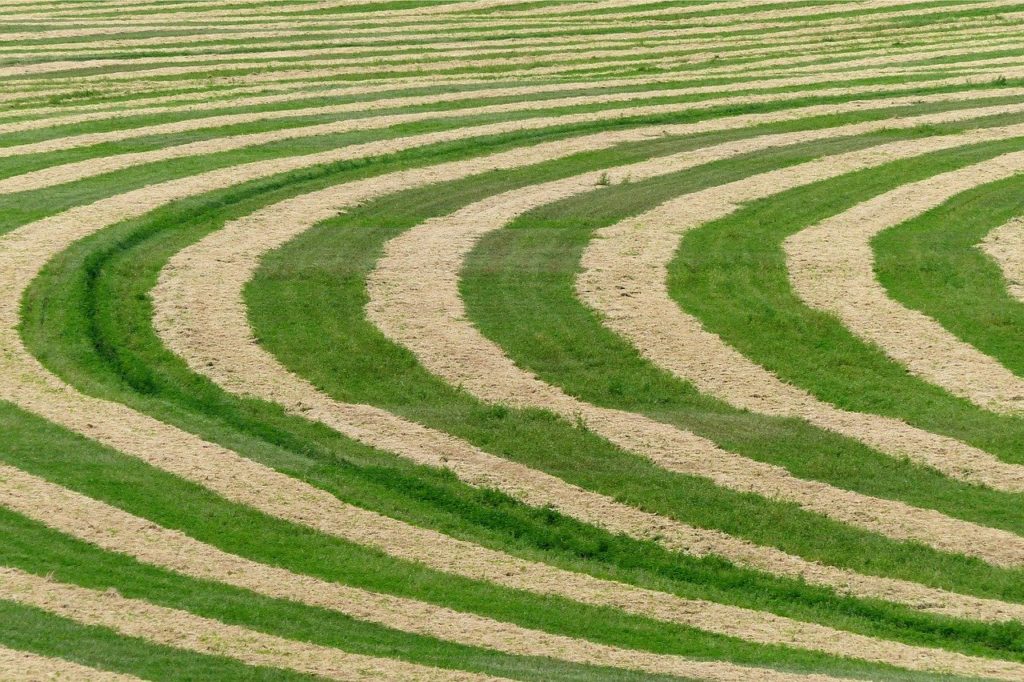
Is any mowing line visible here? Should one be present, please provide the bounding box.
[0,645,142,681]
[4,89,1024,677]
[14,0,1020,31]
[10,68,1023,156]
[577,156,1024,492]
[10,31,1024,90]
[0,462,976,679]
[4,55,1014,117]
[5,17,1014,81]
[9,85,1024,198]
[2,48,1009,107]
[11,1,1024,675]
[786,151,1024,414]
[7,17,1015,64]
[3,66,999,136]
[365,119,1024,566]
[0,567,503,682]
[8,93,1010,673]
[156,102,1024,617]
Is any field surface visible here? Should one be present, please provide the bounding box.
[6,1,1024,680]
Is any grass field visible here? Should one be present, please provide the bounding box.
[6,1,1024,679]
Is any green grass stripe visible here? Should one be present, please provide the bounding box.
[0,65,991,124]
[11,34,1017,90]
[3,74,971,149]
[1,91,982,227]
[455,112,1024,523]
[666,129,1024,468]
[0,515,687,682]
[4,69,1009,149]
[18,103,1024,660]
[0,11,1010,54]
[0,598,310,681]
[3,19,1006,74]
[12,90,1019,561]
[875,172,1024,377]
[8,88,1005,279]
[242,108,1024,597]
[5,19,1005,64]
[10,4,1024,678]
[29,0,1016,28]
[0,402,951,681]
[5,62,1007,115]
[10,21,1015,84]
[3,81,1021,196]
[3,93,1014,198]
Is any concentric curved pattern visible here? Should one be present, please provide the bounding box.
[577,140,1024,490]
[152,109,1024,621]
[364,120,1024,564]
[0,568,505,682]
[10,463,1017,680]
[9,1,1024,680]
[1,467,875,682]
[786,152,1024,414]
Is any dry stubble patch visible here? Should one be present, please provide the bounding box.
[0,645,142,681]
[578,146,1024,493]
[365,119,1024,567]
[153,103,1024,623]
[0,567,502,682]
[980,217,1024,302]
[786,150,1024,415]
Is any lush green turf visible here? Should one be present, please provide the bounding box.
[875,172,1024,376]
[0,599,315,681]
[667,137,1024,465]
[2,402,975,681]
[9,2,1024,677]
[15,102,1024,668]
